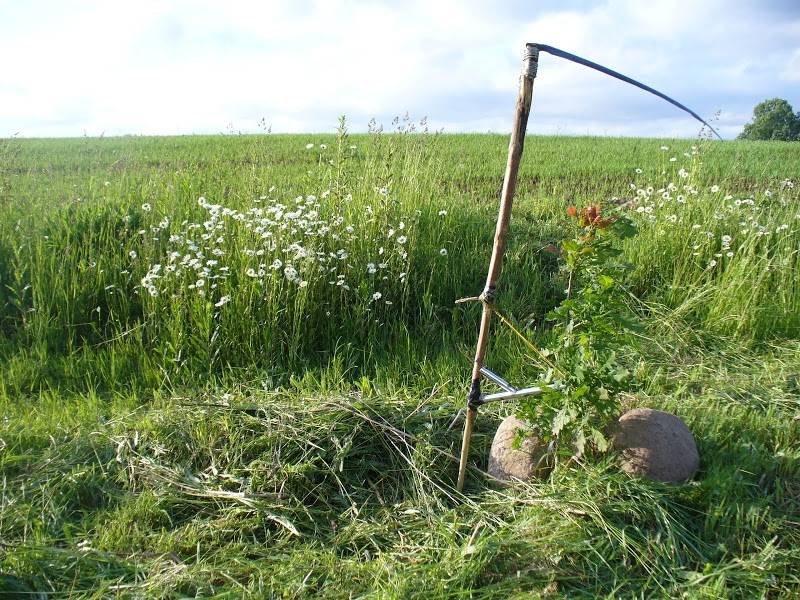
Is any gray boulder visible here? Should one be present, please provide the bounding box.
[488,415,553,483]
[611,408,699,483]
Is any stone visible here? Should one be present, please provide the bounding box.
[610,408,699,483]
[488,415,553,483]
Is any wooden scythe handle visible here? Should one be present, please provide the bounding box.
[456,44,538,492]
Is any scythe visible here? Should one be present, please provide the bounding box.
[456,43,720,491]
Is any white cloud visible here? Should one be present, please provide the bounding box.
[1,0,798,137]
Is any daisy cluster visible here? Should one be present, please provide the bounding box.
[135,184,449,312]
[619,145,798,271]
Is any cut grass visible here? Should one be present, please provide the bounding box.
[2,337,798,597]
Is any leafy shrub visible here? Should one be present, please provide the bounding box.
[517,204,639,458]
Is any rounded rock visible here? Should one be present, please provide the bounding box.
[488,415,553,483]
[611,408,699,483]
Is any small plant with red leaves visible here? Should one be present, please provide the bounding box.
[517,203,639,460]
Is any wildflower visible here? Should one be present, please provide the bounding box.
[711,185,720,193]
[397,235,407,244]
[726,251,734,257]
[195,279,205,287]
[660,145,669,151]
[372,292,382,301]
[678,168,689,178]
[299,280,308,288]
[438,210,448,216]
[319,144,327,150]
[765,190,773,197]
[708,259,717,268]
[305,143,314,149]
[378,187,389,196]
[214,295,231,307]
[129,250,137,259]
[440,248,448,256]
[142,203,152,212]
[635,168,643,174]
[367,263,377,274]
[669,157,677,162]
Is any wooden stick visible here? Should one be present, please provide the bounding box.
[456,44,538,492]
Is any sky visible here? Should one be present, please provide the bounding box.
[1,0,799,139]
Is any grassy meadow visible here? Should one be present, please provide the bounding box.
[1,123,799,598]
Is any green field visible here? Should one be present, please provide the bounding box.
[1,125,799,598]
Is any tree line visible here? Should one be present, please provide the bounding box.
[738,98,799,141]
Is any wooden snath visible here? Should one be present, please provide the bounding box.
[456,44,539,491]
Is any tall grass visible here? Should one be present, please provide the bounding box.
[622,144,800,339]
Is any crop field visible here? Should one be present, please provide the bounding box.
[1,124,799,598]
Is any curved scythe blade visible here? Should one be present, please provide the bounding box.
[533,43,723,140]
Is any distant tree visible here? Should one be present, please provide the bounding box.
[738,98,800,141]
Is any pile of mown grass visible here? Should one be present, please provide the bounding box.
[2,335,798,597]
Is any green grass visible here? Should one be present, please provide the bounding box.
[1,126,799,598]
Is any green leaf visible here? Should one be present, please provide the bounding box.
[552,408,573,436]
[561,239,579,253]
[613,367,630,382]
[598,274,614,289]
[591,428,609,452]
[574,430,586,457]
